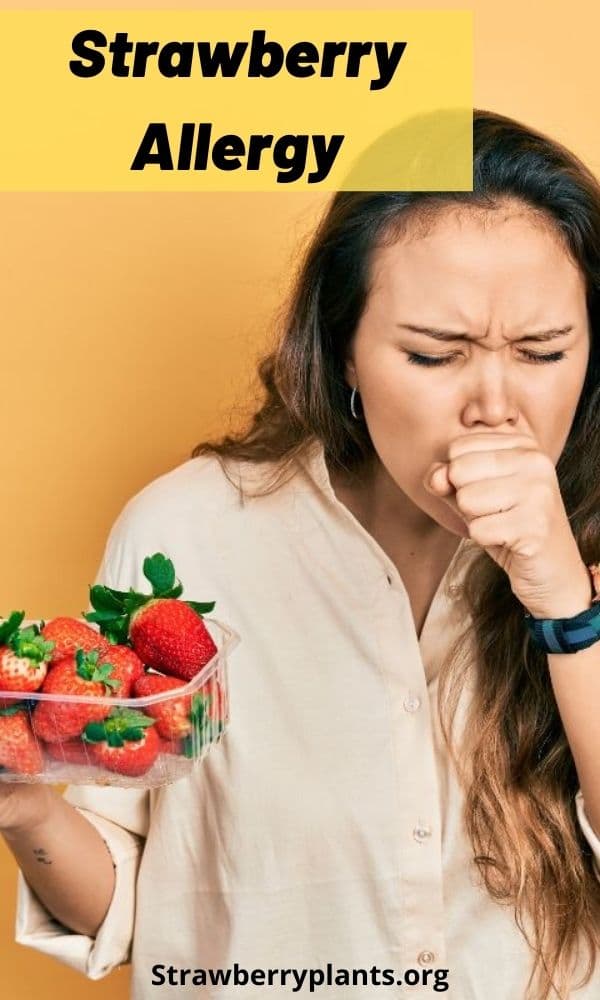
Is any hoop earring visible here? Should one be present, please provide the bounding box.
[350,386,361,420]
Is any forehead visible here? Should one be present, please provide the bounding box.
[367,203,586,322]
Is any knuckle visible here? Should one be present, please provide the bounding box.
[447,440,465,462]
[455,485,476,516]
[467,519,487,545]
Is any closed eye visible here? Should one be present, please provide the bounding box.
[405,350,567,367]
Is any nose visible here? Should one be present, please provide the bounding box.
[460,352,520,429]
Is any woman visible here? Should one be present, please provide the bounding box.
[3,109,600,1000]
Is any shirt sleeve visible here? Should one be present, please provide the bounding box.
[575,789,600,881]
[13,507,153,978]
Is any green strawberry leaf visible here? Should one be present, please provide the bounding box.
[190,693,207,722]
[84,611,130,645]
[158,584,184,600]
[185,600,216,616]
[121,727,145,741]
[75,648,91,673]
[84,708,155,746]
[0,611,26,646]
[76,649,116,688]
[105,623,130,645]
[0,700,29,717]
[107,731,125,748]
[83,611,107,626]
[83,608,122,624]
[82,721,107,743]
[181,734,195,758]
[11,629,55,663]
[143,553,179,597]
[107,707,155,728]
[90,663,121,692]
[88,585,127,613]
[123,593,150,616]
[9,624,55,663]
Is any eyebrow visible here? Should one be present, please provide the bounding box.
[396,323,574,343]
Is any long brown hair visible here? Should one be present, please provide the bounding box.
[192,109,600,998]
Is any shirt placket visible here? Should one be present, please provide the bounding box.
[375,564,448,978]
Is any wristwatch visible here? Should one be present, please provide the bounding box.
[524,563,600,654]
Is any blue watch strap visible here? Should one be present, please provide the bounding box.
[524,601,600,654]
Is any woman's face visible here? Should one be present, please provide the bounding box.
[344,203,591,538]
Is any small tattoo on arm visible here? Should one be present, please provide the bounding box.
[32,848,52,865]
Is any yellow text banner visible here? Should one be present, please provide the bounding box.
[0,9,473,190]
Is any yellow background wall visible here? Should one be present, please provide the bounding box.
[1,1,598,997]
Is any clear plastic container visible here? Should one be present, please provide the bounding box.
[0,617,239,788]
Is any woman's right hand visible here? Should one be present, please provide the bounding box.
[0,782,55,838]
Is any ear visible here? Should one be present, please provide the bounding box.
[344,356,357,387]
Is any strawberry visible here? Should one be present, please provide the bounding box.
[97,644,145,698]
[82,708,159,776]
[45,737,93,766]
[157,735,184,755]
[41,617,109,663]
[0,612,54,708]
[133,671,225,758]
[133,673,199,739]
[205,677,227,726]
[129,600,217,682]
[31,648,121,742]
[84,553,217,682]
[0,703,44,775]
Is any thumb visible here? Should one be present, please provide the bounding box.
[424,462,452,496]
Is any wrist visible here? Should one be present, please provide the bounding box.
[0,784,57,841]
[524,566,594,620]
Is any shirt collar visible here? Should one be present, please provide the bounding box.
[296,435,475,587]
[295,437,337,500]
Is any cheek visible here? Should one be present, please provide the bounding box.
[359,357,455,468]
[360,357,444,427]
[520,360,588,457]
[361,370,445,482]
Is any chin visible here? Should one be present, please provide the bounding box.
[423,497,470,539]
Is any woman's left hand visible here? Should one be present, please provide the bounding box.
[424,431,593,619]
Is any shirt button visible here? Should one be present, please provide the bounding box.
[403,692,421,713]
[418,950,435,966]
[413,823,432,843]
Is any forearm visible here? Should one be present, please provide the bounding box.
[528,568,600,839]
[547,642,600,839]
[2,786,116,938]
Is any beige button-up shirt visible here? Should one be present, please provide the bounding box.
[13,439,600,998]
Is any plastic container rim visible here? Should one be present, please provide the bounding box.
[0,616,240,707]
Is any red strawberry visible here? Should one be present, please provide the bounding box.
[84,553,217,683]
[133,673,197,739]
[0,703,44,775]
[0,613,54,708]
[32,649,121,742]
[135,672,226,758]
[97,644,145,698]
[45,737,93,766]
[157,735,184,755]
[204,677,227,726]
[129,600,217,682]
[82,708,159,776]
[41,617,109,663]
